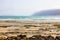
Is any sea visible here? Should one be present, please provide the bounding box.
[0,16,60,22]
[0,16,60,19]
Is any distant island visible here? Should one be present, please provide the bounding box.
[33,9,60,16]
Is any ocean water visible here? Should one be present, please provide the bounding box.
[0,16,60,19]
[0,16,60,22]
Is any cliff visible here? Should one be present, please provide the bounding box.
[33,9,60,16]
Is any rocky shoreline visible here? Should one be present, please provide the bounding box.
[0,21,60,40]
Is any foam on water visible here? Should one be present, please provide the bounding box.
[0,16,60,22]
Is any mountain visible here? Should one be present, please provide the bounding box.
[33,9,60,16]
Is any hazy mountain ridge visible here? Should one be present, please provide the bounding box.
[33,9,60,16]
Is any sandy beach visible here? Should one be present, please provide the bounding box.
[0,20,59,37]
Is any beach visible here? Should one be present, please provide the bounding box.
[0,18,59,40]
[0,19,60,37]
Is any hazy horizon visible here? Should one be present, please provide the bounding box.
[0,0,60,16]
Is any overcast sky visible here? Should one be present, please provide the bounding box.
[0,0,60,16]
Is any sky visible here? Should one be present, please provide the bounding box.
[0,0,60,16]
